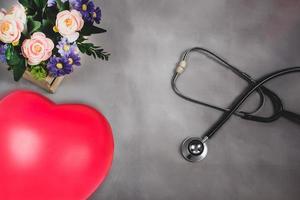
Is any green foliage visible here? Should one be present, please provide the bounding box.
[6,45,20,66]
[44,6,59,22]
[80,24,107,36]
[30,65,47,80]
[12,59,26,81]
[77,36,88,43]
[41,19,53,32]
[33,0,47,9]
[19,0,47,19]
[27,17,42,35]
[77,43,110,61]
[5,45,26,81]
[41,19,60,42]
[56,0,70,11]
[19,0,30,8]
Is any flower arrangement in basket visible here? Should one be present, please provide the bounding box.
[0,0,109,92]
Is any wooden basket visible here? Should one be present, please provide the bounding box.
[23,70,64,93]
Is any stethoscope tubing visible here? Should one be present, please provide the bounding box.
[204,66,300,139]
[172,47,299,124]
[180,47,266,116]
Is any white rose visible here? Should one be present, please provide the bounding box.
[0,15,24,44]
[55,10,84,42]
[7,3,26,25]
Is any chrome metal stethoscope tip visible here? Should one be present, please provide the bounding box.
[181,137,208,162]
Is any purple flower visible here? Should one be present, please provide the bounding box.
[65,51,81,66]
[47,0,56,7]
[48,0,69,7]
[72,0,95,24]
[47,56,73,77]
[0,42,8,63]
[92,6,102,24]
[57,37,78,56]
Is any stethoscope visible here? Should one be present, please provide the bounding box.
[172,47,300,162]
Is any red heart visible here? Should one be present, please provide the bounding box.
[0,90,114,200]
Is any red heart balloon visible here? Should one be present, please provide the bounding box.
[0,90,114,200]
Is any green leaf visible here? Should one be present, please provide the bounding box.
[56,0,70,11]
[77,36,87,43]
[63,1,70,10]
[80,24,107,36]
[41,19,54,33]
[27,17,42,34]
[40,19,60,45]
[56,0,63,10]
[19,0,30,8]
[26,8,38,17]
[19,0,38,15]
[77,43,110,61]
[33,0,47,9]
[5,45,21,66]
[5,45,12,61]
[30,65,47,80]
[5,45,26,81]
[13,59,26,81]
[44,5,59,21]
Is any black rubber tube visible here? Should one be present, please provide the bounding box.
[204,67,300,139]
[172,47,298,123]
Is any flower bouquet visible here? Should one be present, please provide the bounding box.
[0,0,109,93]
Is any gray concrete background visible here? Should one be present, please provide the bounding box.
[0,0,300,199]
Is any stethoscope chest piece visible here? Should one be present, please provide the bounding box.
[181,137,208,162]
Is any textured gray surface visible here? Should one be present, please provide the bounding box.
[1,0,300,199]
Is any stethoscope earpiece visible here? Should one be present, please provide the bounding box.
[181,137,208,162]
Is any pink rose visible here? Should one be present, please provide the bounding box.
[22,32,54,65]
[7,3,26,25]
[0,14,24,44]
[56,10,84,42]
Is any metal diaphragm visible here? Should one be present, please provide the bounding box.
[181,137,208,162]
